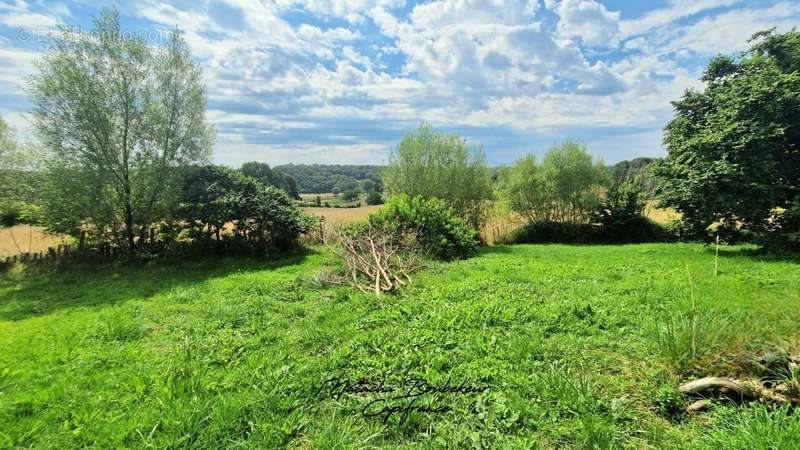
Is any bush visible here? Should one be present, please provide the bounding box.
[365,191,383,205]
[178,165,310,252]
[759,197,800,252]
[367,195,478,260]
[236,186,311,251]
[513,219,668,245]
[0,200,42,227]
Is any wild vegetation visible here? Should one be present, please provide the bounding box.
[1,244,798,448]
[1,9,799,449]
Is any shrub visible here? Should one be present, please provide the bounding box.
[384,123,493,229]
[178,165,310,252]
[365,191,383,205]
[367,195,478,260]
[513,219,667,245]
[0,200,42,227]
[593,180,668,243]
[759,197,800,252]
[235,186,311,251]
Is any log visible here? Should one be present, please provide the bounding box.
[679,376,795,405]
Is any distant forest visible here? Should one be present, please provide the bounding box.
[270,160,656,194]
[274,164,384,194]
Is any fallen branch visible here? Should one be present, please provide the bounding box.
[319,223,422,296]
[679,376,798,410]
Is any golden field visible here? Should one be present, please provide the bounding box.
[0,225,71,258]
[0,203,679,258]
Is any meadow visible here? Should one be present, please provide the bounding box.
[1,243,798,448]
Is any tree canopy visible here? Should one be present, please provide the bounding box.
[653,29,800,240]
[30,10,214,249]
[384,123,493,229]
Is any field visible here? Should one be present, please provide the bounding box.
[1,244,799,448]
[0,225,70,258]
[302,205,385,224]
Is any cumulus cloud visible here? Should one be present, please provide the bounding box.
[0,0,796,163]
[545,0,621,47]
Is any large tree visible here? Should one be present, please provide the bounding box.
[30,10,214,250]
[384,123,493,229]
[653,29,800,240]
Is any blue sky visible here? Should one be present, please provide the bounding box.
[1,0,798,166]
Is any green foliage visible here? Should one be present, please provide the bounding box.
[367,195,478,260]
[653,29,800,243]
[235,185,311,251]
[0,117,45,206]
[0,200,42,227]
[178,165,249,242]
[178,165,310,251]
[365,191,384,205]
[273,164,383,194]
[384,123,493,229]
[1,244,798,447]
[240,162,300,199]
[340,187,361,202]
[30,10,213,250]
[760,196,800,252]
[502,140,605,225]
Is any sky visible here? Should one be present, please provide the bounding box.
[1,0,799,166]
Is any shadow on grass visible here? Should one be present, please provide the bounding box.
[705,245,800,264]
[0,248,316,321]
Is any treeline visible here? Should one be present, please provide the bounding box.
[274,164,383,193]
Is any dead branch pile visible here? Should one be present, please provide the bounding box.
[679,354,800,413]
[319,223,422,296]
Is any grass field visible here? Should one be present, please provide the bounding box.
[1,244,799,448]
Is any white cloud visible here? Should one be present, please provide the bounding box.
[546,0,621,47]
[620,0,741,38]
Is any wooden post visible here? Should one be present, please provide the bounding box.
[714,235,720,277]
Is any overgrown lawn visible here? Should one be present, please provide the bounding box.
[1,244,798,448]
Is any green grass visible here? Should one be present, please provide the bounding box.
[1,244,799,448]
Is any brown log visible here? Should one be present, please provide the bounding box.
[679,376,795,404]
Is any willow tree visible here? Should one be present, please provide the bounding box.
[30,10,214,250]
[384,123,493,230]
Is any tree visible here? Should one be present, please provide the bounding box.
[365,191,383,205]
[240,161,300,199]
[384,123,493,230]
[503,140,605,224]
[178,165,248,243]
[0,117,45,226]
[30,10,214,250]
[653,29,800,241]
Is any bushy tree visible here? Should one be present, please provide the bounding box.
[30,10,214,250]
[178,166,249,243]
[235,186,310,250]
[653,29,800,241]
[503,140,605,224]
[179,165,309,250]
[384,123,493,230]
[365,191,384,205]
[367,195,478,260]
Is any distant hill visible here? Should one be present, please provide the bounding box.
[274,164,384,193]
